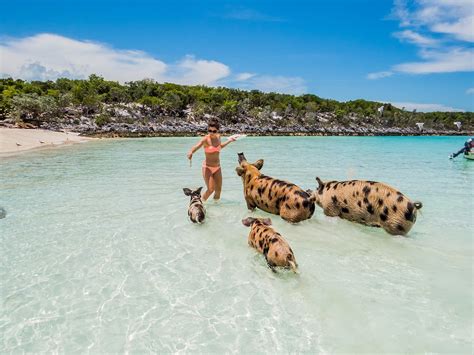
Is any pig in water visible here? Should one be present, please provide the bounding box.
[183,187,205,224]
[236,152,315,223]
[309,177,422,236]
[242,217,298,272]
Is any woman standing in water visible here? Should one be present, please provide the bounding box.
[187,119,236,201]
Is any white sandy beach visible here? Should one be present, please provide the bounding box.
[0,128,94,155]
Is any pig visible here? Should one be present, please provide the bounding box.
[242,217,298,273]
[183,187,205,223]
[235,152,315,223]
[309,177,422,236]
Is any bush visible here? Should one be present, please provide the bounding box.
[95,112,111,126]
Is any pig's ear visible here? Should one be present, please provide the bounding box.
[195,187,203,195]
[262,218,272,226]
[236,166,245,176]
[183,188,192,196]
[252,159,264,170]
[242,217,256,227]
[316,177,324,189]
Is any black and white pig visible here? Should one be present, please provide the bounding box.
[183,187,205,224]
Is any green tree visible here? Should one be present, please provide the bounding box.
[10,94,60,123]
[219,100,238,122]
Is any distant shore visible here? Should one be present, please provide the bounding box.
[11,118,467,138]
[0,128,94,155]
[1,126,471,156]
[84,129,472,138]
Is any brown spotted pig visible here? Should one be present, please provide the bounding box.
[236,152,315,223]
[309,177,422,235]
[183,187,205,224]
[242,217,298,272]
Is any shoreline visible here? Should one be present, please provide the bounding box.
[0,128,94,156]
[83,129,472,138]
[85,131,472,138]
[1,127,471,156]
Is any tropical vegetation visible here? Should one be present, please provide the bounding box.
[0,75,471,132]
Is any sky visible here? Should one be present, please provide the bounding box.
[0,0,473,112]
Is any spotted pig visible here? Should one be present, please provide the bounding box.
[183,187,205,224]
[309,177,422,236]
[236,153,315,223]
[242,217,298,272]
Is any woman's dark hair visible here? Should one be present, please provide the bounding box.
[208,118,220,130]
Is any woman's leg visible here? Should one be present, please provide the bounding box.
[213,169,223,200]
[202,166,215,201]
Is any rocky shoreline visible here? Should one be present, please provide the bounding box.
[1,120,470,137]
[1,105,471,137]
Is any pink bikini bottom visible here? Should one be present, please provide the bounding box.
[202,161,221,175]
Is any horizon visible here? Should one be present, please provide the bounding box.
[1,0,473,112]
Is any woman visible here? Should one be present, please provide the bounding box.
[187,119,236,201]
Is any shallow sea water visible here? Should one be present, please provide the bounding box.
[1,136,473,353]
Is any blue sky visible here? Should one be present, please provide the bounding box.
[1,0,473,111]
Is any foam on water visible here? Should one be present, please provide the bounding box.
[1,136,472,353]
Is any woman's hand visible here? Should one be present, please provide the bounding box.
[187,138,204,158]
[221,136,237,149]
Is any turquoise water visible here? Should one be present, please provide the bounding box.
[1,136,472,353]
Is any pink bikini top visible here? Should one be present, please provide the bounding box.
[204,136,221,153]
[205,145,221,153]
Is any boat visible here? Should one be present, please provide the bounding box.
[464,151,474,160]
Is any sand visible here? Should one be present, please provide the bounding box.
[0,128,94,155]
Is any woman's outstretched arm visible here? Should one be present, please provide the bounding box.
[187,138,205,160]
[220,136,236,149]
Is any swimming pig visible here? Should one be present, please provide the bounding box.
[242,217,298,273]
[236,152,315,223]
[309,177,422,235]
[183,187,205,224]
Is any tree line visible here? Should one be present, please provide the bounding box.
[0,75,471,129]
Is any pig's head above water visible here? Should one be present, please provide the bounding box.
[236,152,264,178]
[235,152,315,223]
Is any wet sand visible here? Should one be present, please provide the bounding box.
[0,128,94,155]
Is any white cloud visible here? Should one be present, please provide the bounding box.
[232,74,307,95]
[466,88,474,94]
[235,72,256,81]
[370,0,474,78]
[393,47,474,73]
[0,33,230,85]
[393,30,439,46]
[391,0,412,26]
[0,34,168,82]
[0,33,308,96]
[163,55,230,85]
[413,1,474,42]
[432,15,474,42]
[395,0,474,42]
[17,62,81,81]
[389,101,464,112]
[367,71,394,80]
